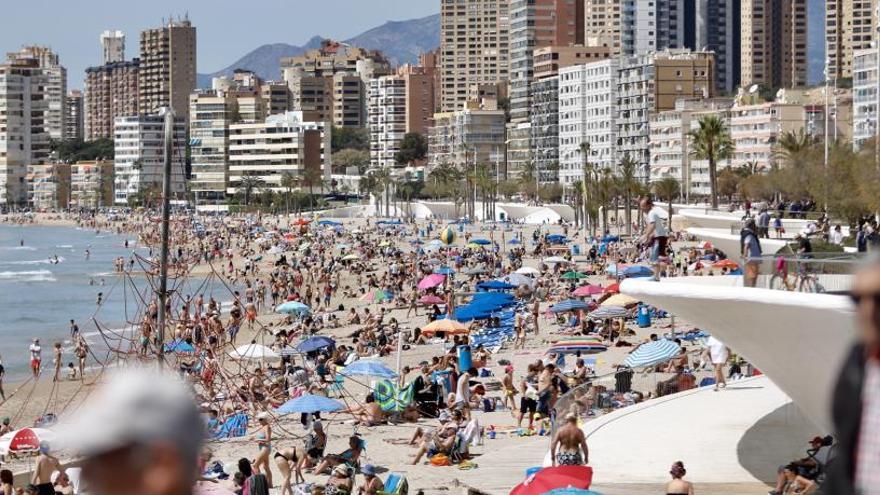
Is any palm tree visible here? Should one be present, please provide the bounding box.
[280,172,298,215]
[618,154,639,236]
[238,172,265,207]
[653,177,680,222]
[302,166,324,210]
[518,160,539,203]
[689,115,735,210]
[579,142,592,231]
[774,129,814,167]
[594,168,614,233]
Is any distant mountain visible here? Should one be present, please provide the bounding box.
[197,14,440,88]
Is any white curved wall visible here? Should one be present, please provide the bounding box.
[620,278,857,432]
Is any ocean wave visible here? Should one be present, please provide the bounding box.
[0,256,65,266]
[0,246,37,251]
[55,244,74,249]
[0,269,56,282]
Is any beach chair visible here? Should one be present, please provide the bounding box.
[379,473,408,495]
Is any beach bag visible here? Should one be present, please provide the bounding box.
[429,454,451,466]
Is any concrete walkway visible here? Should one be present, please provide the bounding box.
[580,376,816,491]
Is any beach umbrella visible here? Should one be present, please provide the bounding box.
[293,218,311,226]
[713,259,739,270]
[335,243,351,249]
[360,290,390,303]
[164,339,195,354]
[551,299,590,313]
[476,280,516,291]
[318,220,342,226]
[422,319,469,335]
[544,256,569,264]
[588,305,628,319]
[601,294,639,307]
[418,274,446,290]
[275,394,345,414]
[623,339,681,368]
[623,265,654,278]
[419,295,445,305]
[276,301,311,315]
[546,234,568,244]
[466,242,482,249]
[702,241,714,249]
[560,271,587,280]
[434,266,455,275]
[603,283,620,294]
[0,428,57,455]
[342,360,398,379]
[515,266,541,276]
[231,344,280,361]
[510,466,594,495]
[470,239,492,245]
[507,238,522,245]
[500,273,535,288]
[602,235,620,243]
[572,285,603,297]
[298,243,311,252]
[604,264,627,276]
[379,240,391,247]
[548,337,607,355]
[295,336,336,353]
[341,254,359,261]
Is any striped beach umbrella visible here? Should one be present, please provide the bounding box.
[588,305,628,319]
[623,339,682,368]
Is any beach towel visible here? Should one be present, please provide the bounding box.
[213,413,248,439]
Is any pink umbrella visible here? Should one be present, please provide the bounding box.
[572,285,603,297]
[418,274,446,290]
[419,295,445,305]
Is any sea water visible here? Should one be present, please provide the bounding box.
[0,224,235,379]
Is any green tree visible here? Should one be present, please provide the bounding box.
[238,172,265,207]
[717,169,741,203]
[331,126,369,152]
[653,177,680,223]
[618,154,639,236]
[302,166,324,209]
[689,115,735,209]
[280,172,299,215]
[331,149,370,174]
[395,132,428,166]
[52,138,114,163]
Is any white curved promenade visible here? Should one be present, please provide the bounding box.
[620,278,856,432]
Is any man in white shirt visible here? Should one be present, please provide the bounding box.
[830,225,844,246]
[705,336,729,391]
[638,197,669,280]
[455,367,476,419]
[29,338,42,379]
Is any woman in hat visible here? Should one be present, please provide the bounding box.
[251,412,273,488]
[358,465,383,495]
[324,465,353,495]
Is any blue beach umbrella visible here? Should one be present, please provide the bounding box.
[276,301,311,315]
[476,280,516,291]
[434,266,456,275]
[295,336,336,353]
[275,394,345,414]
[470,238,492,245]
[318,220,342,226]
[508,238,521,245]
[341,360,398,379]
[623,265,654,278]
[551,299,590,313]
[623,339,681,368]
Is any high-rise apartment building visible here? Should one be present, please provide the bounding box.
[533,45,611,80]
[113,115,187,205]
[509,0,584,122]
[428,109,507,171]
[617,50,715,179]
[7,46,67,140]
[530,75,560,182]
[65,90,84,141]
[853,47,878,150]
[189,91,236,205]
[281,40,390,127]
[558,59,619,186]
[84,60,140,140]
[827,0,879,79]
[27,163,70,210]
[69,160,114,208]
[584,0,622,54]
[101,30,126,64]
[439,0,511,112]
[622,0,741,93]
[139,17,197,119]
[368,76,407,169]
[0,58,50,206]
[740,0,807,89]
[227,112,330,195]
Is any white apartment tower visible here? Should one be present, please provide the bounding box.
[6,46,67,141]
[558,59,619,186]
[101,30,126,64]
[113,115,187,205]
[0,59,50,207]
[368,76,407,169]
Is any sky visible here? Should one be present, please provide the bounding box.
[0,0,439,89]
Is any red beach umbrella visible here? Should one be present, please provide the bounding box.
[509,466,593,495]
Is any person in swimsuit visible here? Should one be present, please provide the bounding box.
[313,436,362,475]
[298,420,327,474]
[551,413,588,467]
[501,365,518,412]
[31,442,64,495]
[324,465,353,495]
[273,446,301,495]
[252,412,273,488]
[665,461,694,495]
